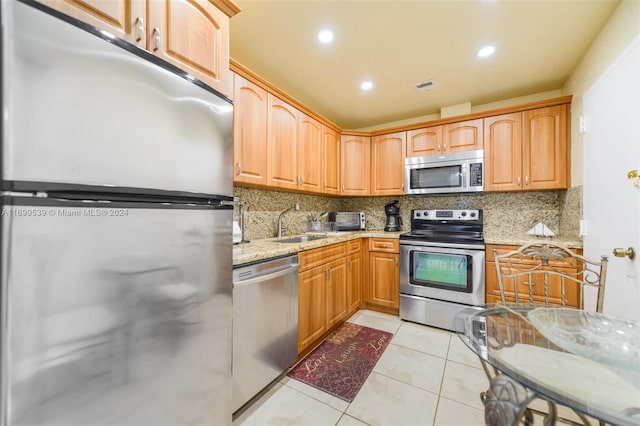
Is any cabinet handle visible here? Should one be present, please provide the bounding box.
[236,162,241,175]
[349,260,352,268]
[135,16,144,42]
[342,184,345,193]
[443,143,447,151]
[300,176,304,186]
[402,183,405,191]
[525,176,529,186]
[437,144,441,152]
[152,27,161,51]
[517,176,521,186]
[396,258,399,267]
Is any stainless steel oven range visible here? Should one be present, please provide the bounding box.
[399,209,485,331]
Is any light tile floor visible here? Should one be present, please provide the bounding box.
[233,310,486,426]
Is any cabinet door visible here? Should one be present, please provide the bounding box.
[233,74,267,185]
[267,95,299,190]
[298,266,327,353]
[406,126,442,157]
[486,244,579,308]
[340,135,370,196]
[368,252,399,309]
[298,113,323,193]
[347,252,363,313]
[484,113,523,192]
[322,126,341,195]
[443,118,483,153]
[371,132,406,196]
[148,0,230,97]
[326,259,348,329]
[523,105,568,190]
[37,0,146,48]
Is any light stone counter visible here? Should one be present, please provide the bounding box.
[233,231,583,266]
[233,231,403,266]
[484,232,583,249]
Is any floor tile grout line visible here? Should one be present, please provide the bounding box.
[282,382,348,415]
[369,369,442,398]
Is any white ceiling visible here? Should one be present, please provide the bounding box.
[230,0,619,130]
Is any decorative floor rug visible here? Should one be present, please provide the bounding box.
[288,322,393,402]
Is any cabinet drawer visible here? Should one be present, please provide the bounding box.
[346,239,362,254]
[487,244,582,269]
[299,242,347,272]
[368,238,399,253]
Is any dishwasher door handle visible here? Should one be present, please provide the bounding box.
[234,264,299,287]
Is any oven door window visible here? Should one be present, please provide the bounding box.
[410,251,473,293]
[410,165,462,190]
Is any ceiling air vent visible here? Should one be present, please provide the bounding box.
[415,80,437,92]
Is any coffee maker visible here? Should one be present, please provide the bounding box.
[384,200,402,232]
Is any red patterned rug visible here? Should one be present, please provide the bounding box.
[288,322,393,402]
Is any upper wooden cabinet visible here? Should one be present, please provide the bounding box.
[484,105,568,192]
[37,0,146,47]
[443,118,484,153]
[407,126,442,157]
[523,105,568,190]
[233,74,267,186]
[341,135,370,196]
[39,0,238,98]
[322,126,341,195]
[406,118,482,157]
[371,132,406,196]
[298,113,323,193]
[484,112,523,192]
[148,0,232,97]
[267,95,299,190]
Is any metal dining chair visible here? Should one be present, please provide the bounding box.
[481,242,608,426]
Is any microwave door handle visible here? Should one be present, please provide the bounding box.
[462,164,469,190]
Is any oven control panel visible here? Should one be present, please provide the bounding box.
[412,209,481,221]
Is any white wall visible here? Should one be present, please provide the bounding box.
[562,0,640,187]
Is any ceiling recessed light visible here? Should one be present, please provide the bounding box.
[317,30,334,44]
[477,45,496,58]
[360,81,373,91]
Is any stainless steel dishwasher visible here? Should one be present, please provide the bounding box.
[232,255,299,412]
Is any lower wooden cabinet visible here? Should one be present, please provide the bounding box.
[298,265,328,352]
[346,240,363,313]
[366,238,400,313]
[298,243,349,353]
[485,244,581,307]
[298,242,363,355]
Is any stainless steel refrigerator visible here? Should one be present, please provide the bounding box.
[1,1,233,424]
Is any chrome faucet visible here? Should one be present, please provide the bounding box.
[277,203,300,237]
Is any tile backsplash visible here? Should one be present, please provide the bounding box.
[233,186,583,242]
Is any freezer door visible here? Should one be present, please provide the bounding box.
[0,200,232,425]
[1,1,233,197]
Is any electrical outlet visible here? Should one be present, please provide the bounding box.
[579,116,586,134]
[579,220,587,237]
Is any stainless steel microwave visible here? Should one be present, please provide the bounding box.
[404,150,484,195]
[328,212,366,230]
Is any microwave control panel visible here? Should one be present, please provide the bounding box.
[469,162,483,187]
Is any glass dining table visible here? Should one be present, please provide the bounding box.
[454,304,640,426]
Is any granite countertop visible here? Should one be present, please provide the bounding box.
[484,231,583,249]
[233,231,402,266]
[233,230,583,266]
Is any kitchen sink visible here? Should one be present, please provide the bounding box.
[276,235,327,243]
